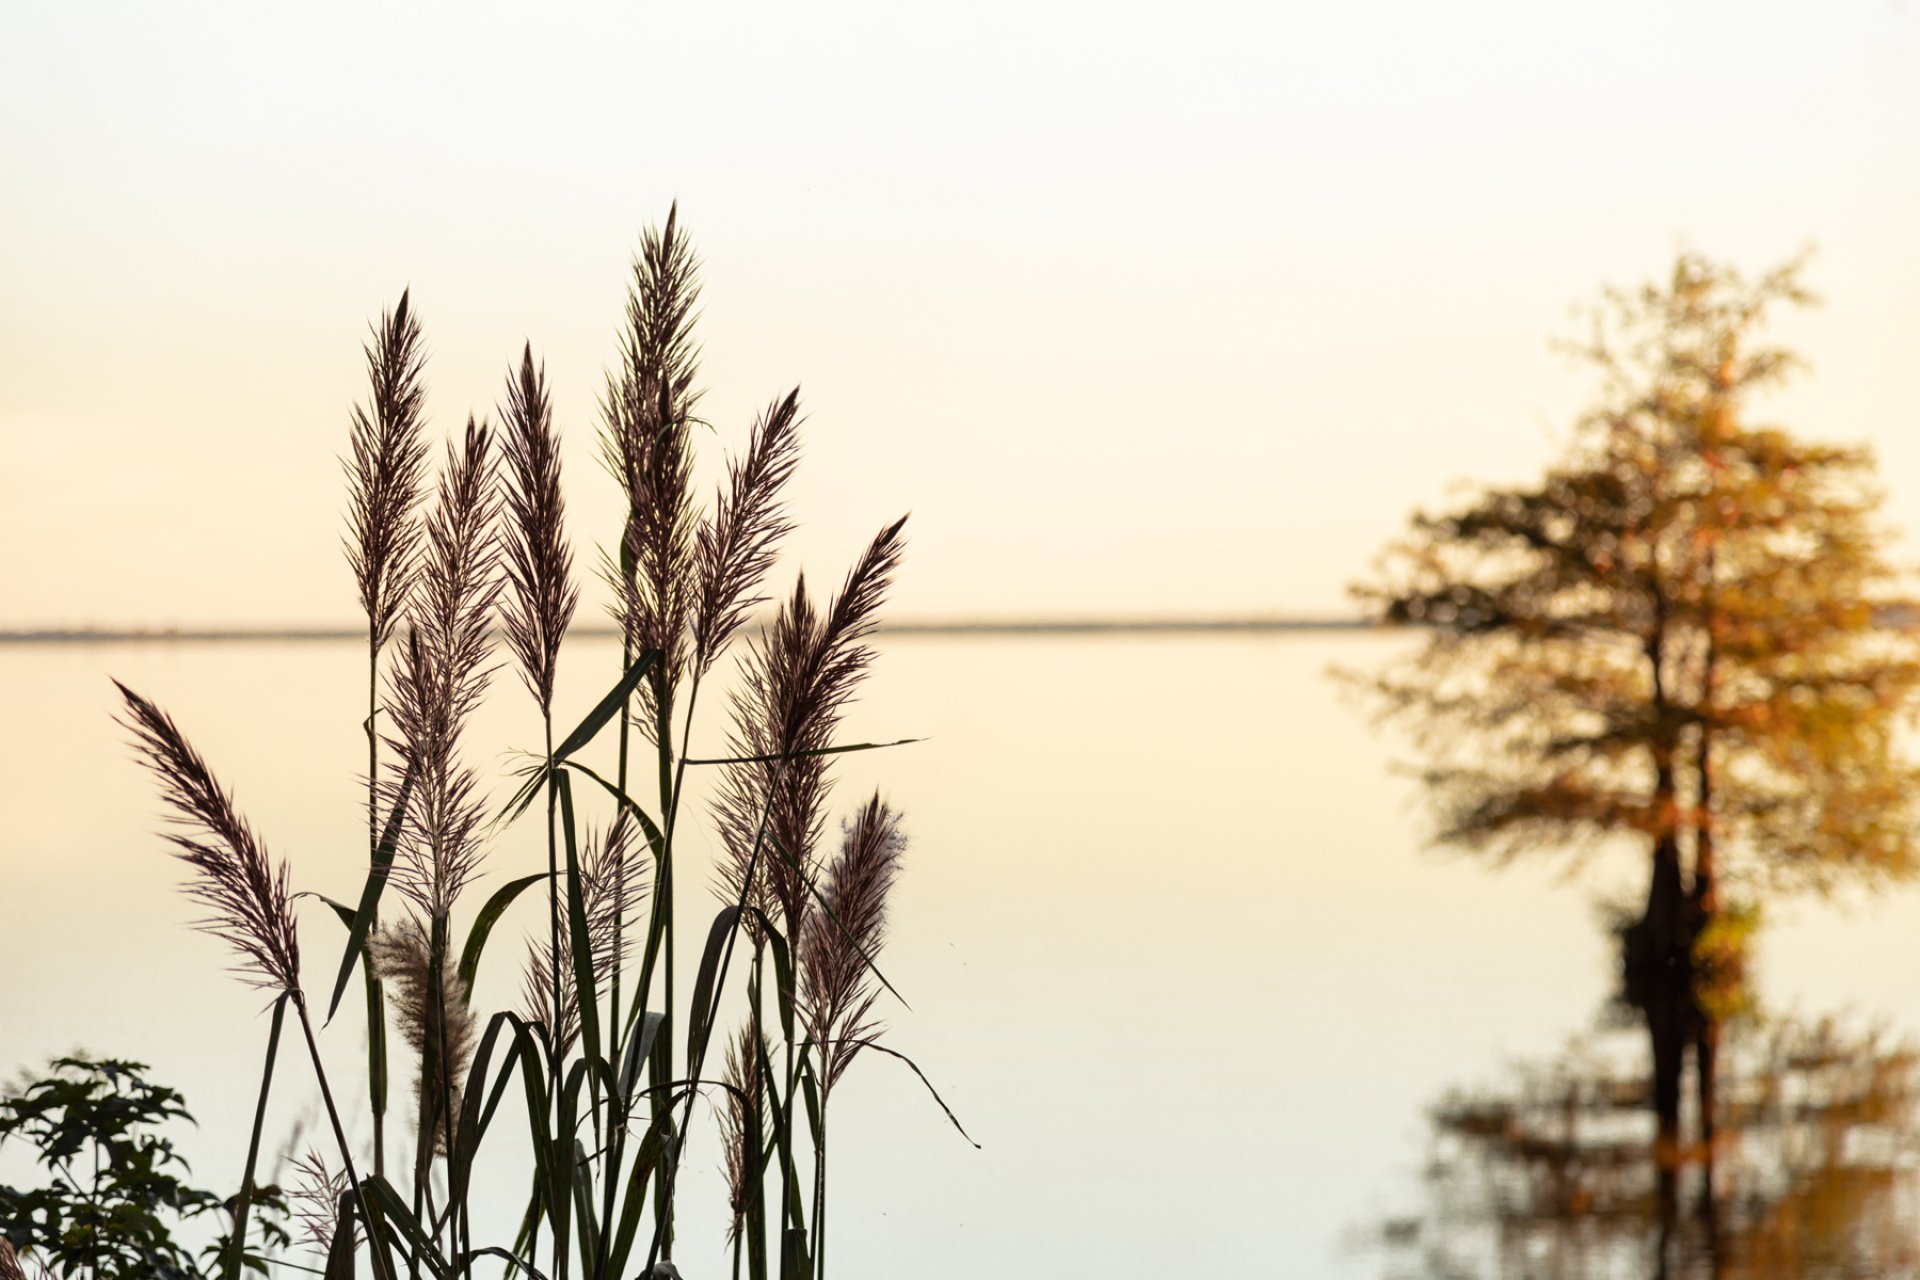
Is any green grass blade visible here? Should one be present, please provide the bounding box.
[765,834,912,1012]
[847,1042,980,1148]
[569,1138,601,1272]
[456,872,552,995]
[360,1176,453,1280]
[512,1026,562,1253]
[798,1057,823,1148]
[365,950,387,1154]
[459,1247,549,1280]
[496,760,550,829]
[603,1109,673,1277]
[327,758,416,1022]
[555,759,666,860]
[452,1013,534,1213]
[553,649,659,761]
[618,1011,665,1111]
[682,737,923,767]
[687,905,743,1073]
[747,912,796,1045]
[324,1189,356,1279]
[557,771,603,1076]
[780,1226,810,1280]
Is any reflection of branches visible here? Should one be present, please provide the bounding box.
[1378,1018,1920,1280]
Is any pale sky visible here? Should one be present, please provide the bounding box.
[5,1,1920,627]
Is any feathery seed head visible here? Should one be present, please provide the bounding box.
[501,344,577,714]
[114,681,302,992]
[344,290,431,652]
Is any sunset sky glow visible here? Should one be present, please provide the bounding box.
[6,1,1920,626]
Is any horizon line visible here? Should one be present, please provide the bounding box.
[0,615,1372,645]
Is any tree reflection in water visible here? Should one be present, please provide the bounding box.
[1379,1019,1920,1280]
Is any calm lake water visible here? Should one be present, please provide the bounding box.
[6,632,1920,1277]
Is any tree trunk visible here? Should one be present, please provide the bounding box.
[1693,610,1721,1208]
[1629,828,1692,1207]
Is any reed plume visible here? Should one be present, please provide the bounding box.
[114,681,301,992]
[799,797,905,1095]
[519,813,647,1057]
[344,289,430,654]
[385,417,501,917]
[598,206,703,733]
[500,343,576,714]
[691,389,803,675]
[368,917,477,1155]
[714,516,910,938]
[719,1022,771,1247]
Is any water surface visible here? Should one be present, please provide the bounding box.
[5,633,1918,1276]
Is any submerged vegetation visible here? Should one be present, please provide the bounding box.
[76,209,969,1279]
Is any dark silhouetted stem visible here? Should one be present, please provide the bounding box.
[223,992,289,1280]
[296,994,396,1280]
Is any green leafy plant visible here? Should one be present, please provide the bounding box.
[0,1057,288,1280]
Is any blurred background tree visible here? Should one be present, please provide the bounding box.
[1352,251,1920,1220]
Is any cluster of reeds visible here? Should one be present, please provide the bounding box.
[113,209,971,1280]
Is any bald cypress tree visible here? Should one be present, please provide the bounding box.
[1354,251,1920,1210]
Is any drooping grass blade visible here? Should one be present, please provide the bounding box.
[846,1041,980,1147]
[681,737,923,767]
[687,905,743,1072]
[554,649,659,761]
[456,872,552,995]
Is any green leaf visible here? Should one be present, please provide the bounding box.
[458,1247,549,1280]
[452,1013,537,1213]
[687,906,743,1074]
[847,1042,980,1148]
[603,1110,674,1277]
[558,772,603,1076]
[569,1138,601,1271]
[781,1225,811,1280]
[556,758,667,861]
[555,649,659,761]
[683,737,923,767]
[456,872,552,996]
[497,760,550,829]
[749,910,797,1046]
[327,758,416,1023]
[359,1176,451,1280]
[324,1189,356,1280]
[799,1057,824,1148]
[618,1011,665,1112]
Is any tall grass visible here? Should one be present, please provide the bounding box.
[114,211,971,1280]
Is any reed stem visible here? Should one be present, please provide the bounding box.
[223,992,289,1280]
[296,993,396,1280]
[368,650,388,1184]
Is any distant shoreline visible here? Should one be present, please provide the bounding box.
[0,617,1373,645]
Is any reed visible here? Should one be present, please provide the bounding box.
[114,682,302,993]
[113,211,967,1280]
[113,684,393,1280]
[342,289,430,1184]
